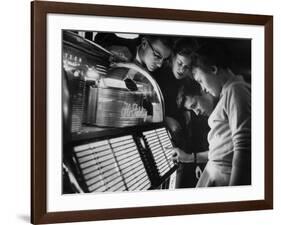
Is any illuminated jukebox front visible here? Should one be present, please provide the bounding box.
[62,31,177,194]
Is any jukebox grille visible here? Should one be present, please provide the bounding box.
[69,78,86,133]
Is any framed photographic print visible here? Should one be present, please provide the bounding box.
[31,1,273,224]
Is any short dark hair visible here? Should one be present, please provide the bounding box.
[142,35,174,50]
[176,79,202,109]
[192,39,231,70]
[173,37,199,58]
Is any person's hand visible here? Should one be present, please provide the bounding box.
[168,147,194,163]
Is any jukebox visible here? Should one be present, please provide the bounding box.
[62,31,177,194]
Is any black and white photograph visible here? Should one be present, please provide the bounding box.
[29,1,273,224]
[62,30,252,194]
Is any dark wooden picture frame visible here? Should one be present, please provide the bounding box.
[31,1,273,224]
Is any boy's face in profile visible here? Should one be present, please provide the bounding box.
[140,38,171,72]
[192,66,222,98]
[184,93,215,117]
